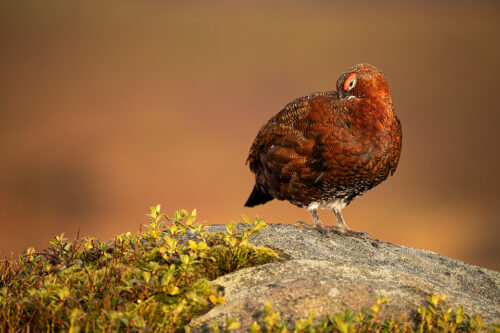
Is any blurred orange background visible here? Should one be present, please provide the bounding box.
[1,1,499,270]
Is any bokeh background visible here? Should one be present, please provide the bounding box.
[1,1,499,270]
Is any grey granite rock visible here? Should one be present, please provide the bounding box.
[190,223,500,331]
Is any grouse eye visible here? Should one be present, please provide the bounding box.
[343,73,357,91]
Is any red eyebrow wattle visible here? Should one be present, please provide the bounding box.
[344,73,357,91]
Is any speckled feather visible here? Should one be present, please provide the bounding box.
[245,64,402,216]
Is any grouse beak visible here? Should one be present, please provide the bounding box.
[338,90,358,101]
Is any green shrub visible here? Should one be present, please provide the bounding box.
[0,206,277,332]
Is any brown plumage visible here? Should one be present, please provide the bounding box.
[244,63,402,235]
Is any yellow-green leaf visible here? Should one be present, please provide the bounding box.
[209,295,226,305]
[169,286,180,295]
[226,321,240,330]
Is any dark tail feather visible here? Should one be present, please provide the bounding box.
[244,185,274,207]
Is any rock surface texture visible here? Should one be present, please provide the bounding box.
[191,224,500,331]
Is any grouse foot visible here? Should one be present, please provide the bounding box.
[294,221,328,235]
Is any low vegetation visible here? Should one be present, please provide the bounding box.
[0,206,276,332]
[0,206,497,332]
[215,294,498,333]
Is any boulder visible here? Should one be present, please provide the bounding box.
[191,224,500,330]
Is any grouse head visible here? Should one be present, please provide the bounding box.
[336,63,391,103]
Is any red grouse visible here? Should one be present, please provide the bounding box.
[245,64,402,235]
